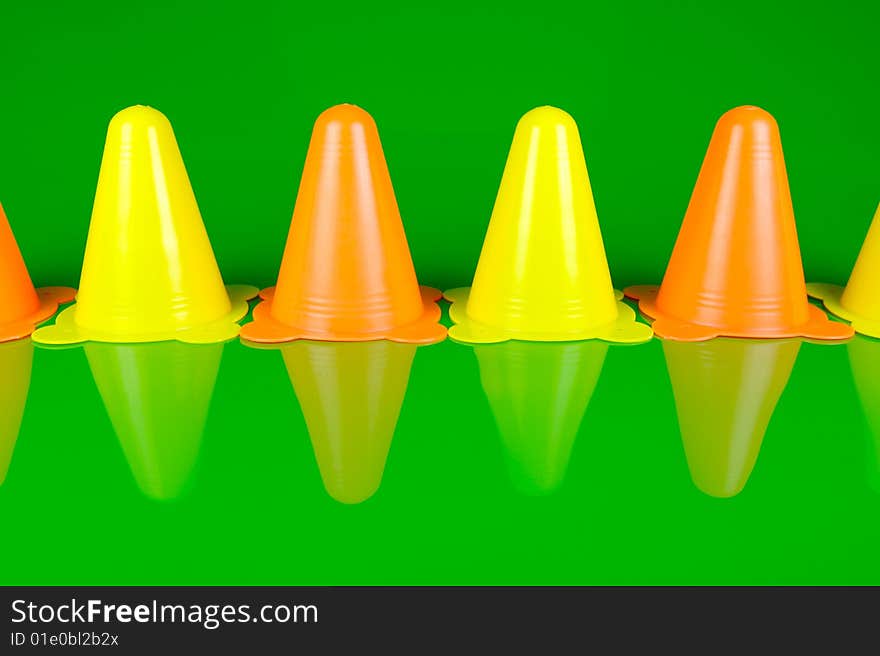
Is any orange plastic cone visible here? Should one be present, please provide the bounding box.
[0,204,74,341]
[625,106,852,342]
[241,104,445,345]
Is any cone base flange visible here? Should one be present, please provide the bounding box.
[31,285,257,345]
[239,286,446,345]
[443,287,652,344]
[807,283,880,339]
[0,286,77,343]
[625,284,853,342]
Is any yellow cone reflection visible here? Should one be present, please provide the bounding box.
[663,338,800,498]
[847,336,880,492]
[281,340,416,504]
[84,341,223,500]
[473,340,608,495]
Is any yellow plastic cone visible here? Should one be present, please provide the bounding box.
[663,338,800,498]
[847,336,880,493]
[809,202,880,338]
[281,340,415,504]
[0,338,33,486]
[85,341,223,500]
[444,106,651,344]
[474,340,607,494]
[32,105,257,346]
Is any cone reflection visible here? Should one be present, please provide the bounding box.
[0,338,33,485]
[663,338,800,498]
[85,341,223,500]
[282,340,416,504]
[847,337,880,492]
[474,340,608,495]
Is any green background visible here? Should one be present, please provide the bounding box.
[1,0,877,291]
[0,1,879,585]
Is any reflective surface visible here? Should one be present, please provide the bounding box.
[2,310,880,584]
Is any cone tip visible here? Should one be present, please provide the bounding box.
[109,105,171,130]
[316,103,376,129]
[518,105,577,131]
[718,105,777,130]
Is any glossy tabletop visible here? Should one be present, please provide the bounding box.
[0,303,878,585]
